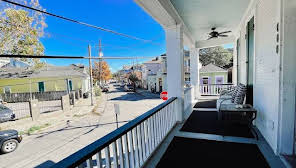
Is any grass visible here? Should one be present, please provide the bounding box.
[20,123,51,135]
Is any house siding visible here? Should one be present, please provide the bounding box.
[199,72,228,84]
[236,0,281,153]
[0,77,84,93]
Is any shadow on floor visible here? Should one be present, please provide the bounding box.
[33,120,130,139]
[181,110,254,138]
[194,99,217,108]
[110,92,159,101]
[34,160,55,168]
[157,137,270,168]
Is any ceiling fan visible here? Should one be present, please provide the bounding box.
[207,27,231,40]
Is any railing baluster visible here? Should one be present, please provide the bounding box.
[118,137,125,168]
[123,134,130,168]
[86,158,93,168]
[133,128,140,168]
[105,146,111,168]
[112,142,119,167]
[141,123,146,161]
[96,152,102,168]
[127,131,134,168]
[137,125,143,166]
[165,106,169,134]
[144,120,149,158]
[156,112,161,145]
[151,115,156,150]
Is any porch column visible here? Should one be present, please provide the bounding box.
[190,47,199,100]
[165,24,184,122]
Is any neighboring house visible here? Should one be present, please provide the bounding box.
[0,58,30,68]
[184,51,190,86]
[143,57,162,92]
[199,63,228,85]
[161,51,191,90]
[0,65,89,94]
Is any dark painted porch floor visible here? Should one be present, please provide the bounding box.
[181,110,254,138]
[156,137,270,168]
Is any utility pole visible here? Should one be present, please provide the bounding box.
[88,44,94,106]
[98,39,102,85]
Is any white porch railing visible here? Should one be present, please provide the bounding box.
[52,97,178,168]
[200,84,234,96]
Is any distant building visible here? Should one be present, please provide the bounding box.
[199,63,228,85]
[0,65,89,94]
[143,57,162,92]
[0,58,30,68]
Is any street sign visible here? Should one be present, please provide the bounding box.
[114,104,120,115]
[160,91,168,100]
[114,104,120,128]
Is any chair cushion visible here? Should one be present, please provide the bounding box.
[233,84,247,104]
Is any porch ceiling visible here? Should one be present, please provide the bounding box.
[170,0,251,41]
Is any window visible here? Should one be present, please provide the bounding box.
[38,82,45,92]
[215,76,224,84]
[202,77,209,85]
[3,86,11,94]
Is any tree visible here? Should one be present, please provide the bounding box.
[128,73,140,92]
[93,61,112,83]
[0,0,47,68]
[199,46,233,68]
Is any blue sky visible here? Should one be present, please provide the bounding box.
[14,0,232,72]
[37,0,166,72]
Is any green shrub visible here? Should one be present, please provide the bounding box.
[94,86,102,96]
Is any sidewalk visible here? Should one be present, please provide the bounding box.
[0,95,105,138]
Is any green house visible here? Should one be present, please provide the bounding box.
[0,65,90,94]
[199,63,228,85]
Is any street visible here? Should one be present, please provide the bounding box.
[0,84,163,168]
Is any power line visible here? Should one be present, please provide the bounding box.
[1,0,160,45]
[0,54,157,60]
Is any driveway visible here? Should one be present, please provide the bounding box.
[0,84,163,168]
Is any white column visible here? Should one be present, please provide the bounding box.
[165,24,184,122]
[232,40,238,85]
[190,47,199,100]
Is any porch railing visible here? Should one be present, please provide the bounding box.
[52,97,178,168]
[200,84,234,96]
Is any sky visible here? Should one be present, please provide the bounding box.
[2,0,233,72]
[36,0,166,72]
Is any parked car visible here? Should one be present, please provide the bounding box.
[83,92,89,98]
[102,86,109,92]
[0,130,22,153]
[124,84,133,92]
[0,104,15,123]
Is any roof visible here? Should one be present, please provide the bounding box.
[199,63,227,73]
[143,57,161,64]
[0,65,88,79]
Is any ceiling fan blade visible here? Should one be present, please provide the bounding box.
[207,36,214,40]
[219,31,232,34]
[219,34,228,37]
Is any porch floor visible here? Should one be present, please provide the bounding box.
[156,137,269,168]
[181,110,254,138]
[144,107,285,168]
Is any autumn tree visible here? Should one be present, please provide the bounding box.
[93,61,112,83]
[0,0,47,68]
[199,46,233,68]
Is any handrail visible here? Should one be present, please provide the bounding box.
[52,97,177,168]
[199,83,233,86]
